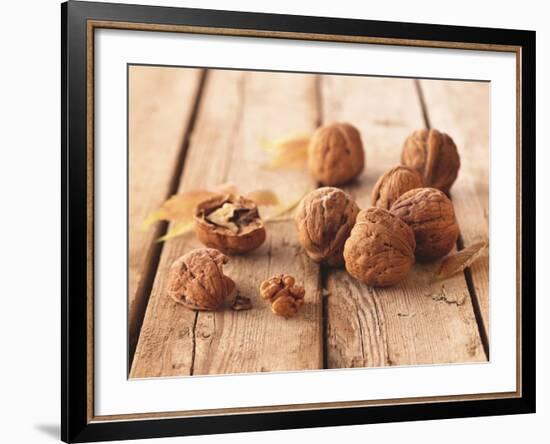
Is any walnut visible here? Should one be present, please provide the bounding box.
[343,208,415,287]
[167,248,236,311]
[260,274,305,318]
[401,129,460,194]
[307,122,365,186]
[390,187,460,260]
[194,194,266,254]
[371,166,424,209]
[295,187,360,267]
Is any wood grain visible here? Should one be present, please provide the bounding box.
[131,70,322,377]
[128,66,204,359]
[419,80,490,346]
[320,76,487,367]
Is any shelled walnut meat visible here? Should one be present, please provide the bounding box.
[295,187,360,267]
[260,274,305,318]
[343,208,416,287]
[307,122,365,186]
[194,194,266,255]
[371,165,424,210]
[390,187,460,260]
[167,248,236,311]
[401,129,460,194]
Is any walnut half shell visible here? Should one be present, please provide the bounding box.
[343,208,416,287]
[167,248,236,311]
[194,194,266,255]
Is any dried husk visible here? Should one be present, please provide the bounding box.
[390,187,460,260]
[343,207,416,287]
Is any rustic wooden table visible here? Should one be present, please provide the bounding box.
[128,66,489,378]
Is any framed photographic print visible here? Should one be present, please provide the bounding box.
[61,1,536,442]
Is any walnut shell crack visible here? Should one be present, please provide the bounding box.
[401,129,460,194]
[390,187,460,260]
[260,274,305,318]
[307,122,365,186]
[343,208,416,287]
[295,187,360,267]
[194,194,266,255]
[167,248,236,311]
[371,166,424,209]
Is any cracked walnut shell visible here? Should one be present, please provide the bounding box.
[371,166,424,210]
[401,129,460,194]
[295,187,360,267]
[260,274,305,318]
[390,187,460,260]
[167,248,236,311]
[343,208,416,287]
[194,194,266,255]
[307,122,365,186]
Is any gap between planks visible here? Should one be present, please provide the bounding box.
[128,69,208,368]
[413,79,490,359]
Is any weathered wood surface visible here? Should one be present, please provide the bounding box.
[131,70,322,377]
[129,69,490,377]
[419,80,490,348]
[320,76,487,367]
[128,66,204,359]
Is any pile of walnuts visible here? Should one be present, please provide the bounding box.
[164,123,462,318]
[294,125,461,287]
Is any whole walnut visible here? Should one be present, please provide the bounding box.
[390,187,460,260]
[260,274,305,318]
[343,208,416,287]
[307,122,365,186]
[167,248,236,311]
[194,194,266,255]
[401,129,460,194]
[371,166,424,209]
[295,187,360,267]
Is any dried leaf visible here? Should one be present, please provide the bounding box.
[214,182,239,195]
[264,191,308,222]
[157,221,195,242]
[436,241,488,280]
[246,189,280,206]
[262,133,311,169]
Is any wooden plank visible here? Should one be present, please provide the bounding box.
[128,66,204,359]
[320,76,487,368]
[131,70,322,378]
[419,80,490,346]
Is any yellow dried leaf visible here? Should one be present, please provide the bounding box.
[264,190,309,222]
[157,221,195,242]
[436,241,489,280]
[246,189,280,206]
[262,134,311,169]
[214,182,239,195]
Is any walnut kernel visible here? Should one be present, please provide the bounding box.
[260,274,305,318]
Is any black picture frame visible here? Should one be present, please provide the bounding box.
[62,1,536,442]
